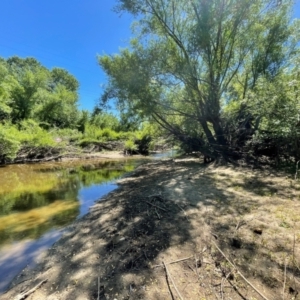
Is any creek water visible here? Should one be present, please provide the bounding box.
[0,157,157,293]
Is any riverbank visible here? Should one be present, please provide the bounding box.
[2,158,300,299]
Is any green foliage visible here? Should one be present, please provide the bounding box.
[91,112,119,131]
[50,68,79,92]
[0,123,21,160]
[53,128,83,143]
[124,139,138,152]
[0,120,61,162]
[101,128,120,140]
[18,119,56,147]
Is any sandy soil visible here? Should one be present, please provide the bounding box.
[62,151,134,161]
[2,158,300,300]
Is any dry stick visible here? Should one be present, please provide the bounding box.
[147,193,162,198]
[143,250,149,261]
[282,258,287,300]
[165,273,175,300]
[295,160,300,180]
[221,277,225,300]
[194,255,200,281]
[292,229,297,291]
[235,219,246,232]
[152,256,194,268]
[235,217,257,232]
[175,203,189,220]
[211,241,270,300]
[14,279,47,300]
[163,261,184,300]
[155,208,161,219]
[146,201,168,212]
[97,276,100,300]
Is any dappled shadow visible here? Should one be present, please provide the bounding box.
[161,160,300,298]
[2,159,300,299]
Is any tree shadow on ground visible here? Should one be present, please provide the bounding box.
[3,159,300,300]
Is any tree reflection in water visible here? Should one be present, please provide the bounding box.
[0,158,141,293]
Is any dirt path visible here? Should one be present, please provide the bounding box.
[2,158,300,300]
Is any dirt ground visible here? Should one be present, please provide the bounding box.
[2,157,300,300]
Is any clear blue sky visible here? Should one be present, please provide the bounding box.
[1,0,133,111]
[1,0,299,112]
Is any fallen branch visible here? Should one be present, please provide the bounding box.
[14,279,47,300]
[211,240,270,300]
[152,255,194,268]
[163,261,184,300]
[146,201,167,212]
[14,155,63,164]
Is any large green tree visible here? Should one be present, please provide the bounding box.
[99,0,299,159]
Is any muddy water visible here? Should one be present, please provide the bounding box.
[0,158,147,293]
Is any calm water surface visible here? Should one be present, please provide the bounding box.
[0,158,149,293]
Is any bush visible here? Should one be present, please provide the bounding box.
[124,139,138,152]
[100,128,120,140]
[53,128,82,143]
[0,124,21,161]
[19,119,56,147]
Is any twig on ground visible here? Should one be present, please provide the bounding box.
[155,208,161,219]
[295,160,300,180]
[163,261,184,300]
[14,279,47,300]
[122,247,129,255]
[235,217,257,232]
[235,219,247,232]
[146,201,167,212]
[97,276,100,300]
[143,250,149,261]
[175,203,189,220]
[292,228,297,292]
[147,193,162,198]
[152,256,194,268]
[187,264,197,276]
[283,258,287,300]
[211,240,270,300]
[221,277,225,300]
[165,272,175,300]
[195,255,200,281]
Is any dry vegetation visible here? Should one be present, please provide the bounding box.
[2,157,300,300]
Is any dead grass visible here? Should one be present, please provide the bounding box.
[2,158,300,300]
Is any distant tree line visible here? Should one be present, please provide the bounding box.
[0,56,159,163]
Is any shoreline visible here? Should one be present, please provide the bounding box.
[2,158,300,299]
[0,150,154,166]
